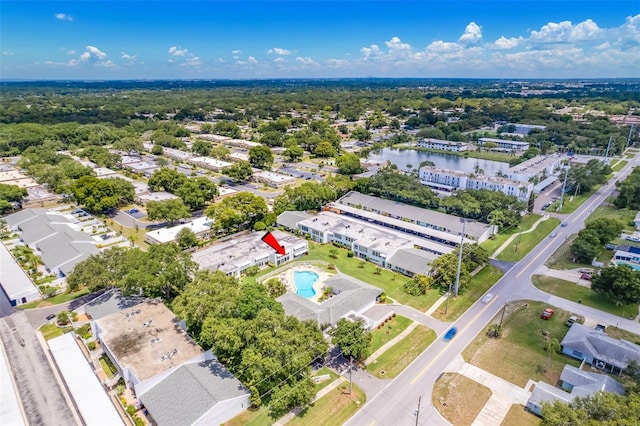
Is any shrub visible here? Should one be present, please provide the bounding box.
[347,251,354,258]
[87,341,96,351]
[126,405,136,416]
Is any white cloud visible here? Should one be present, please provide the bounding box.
[79,52,91,62]
[121,52,137,61]
[326,58,348,67]
[458,22,482,45]
[180,56,202,67]
[98,60,116,68]
[296,56,318,66]
[65,49,76,55]
[168,46,188,56]
[248,56,258,64]
[2,51,14,56]
[493,36,523,50]
[216,58,225,63]
[86,46,107,59]
[273,57,285,63]
[232,49,241,54]
[360,44,382,60]
[267,47,293,55]
[530,19,601,43]
[55,13,73,21]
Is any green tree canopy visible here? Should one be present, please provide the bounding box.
[205,192,267,233]
[71,176,134,213]
[146,198,191,224]
[249,145,274,170]
[223,161,253,182]
[336,153,364,175]
[328,318,372,362]
[591,264,640,306]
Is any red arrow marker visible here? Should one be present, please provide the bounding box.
[261,232,286,255]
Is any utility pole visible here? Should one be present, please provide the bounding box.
[414,395,422,426]
[604,136,614,163]
[557,166,569,212]
[453,218,466,297]
[349,356,353,395]
[499,303,507,329]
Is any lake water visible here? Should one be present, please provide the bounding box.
[367,148,509,175]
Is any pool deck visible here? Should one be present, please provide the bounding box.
[281,264,333,304]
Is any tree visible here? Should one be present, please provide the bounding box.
[430,252,470,292]
[209,145,230,160]
[213,122,241,138]
[541,392,640,425]
[151,144,164,155]
[283,144,304,162]
[329,318,372,362]
[71,176,134,213]
[566,159,611,195]
[313,141,336,157]
[265,278,287,298]
[205,192,267,233]
[336,153,364,175]
[113,137,143,155]
[223,161,253,182]
[174,177,218,210]
[351,127,371,142]
[0,183,27,203]
[176,228,198,249]
[191,139,212,156]
[591,264,640,305]
[56,311,70,325]
[146,199,191,224]
[248,145,274,170]
[403,274,432,296]
[148,168,187,193]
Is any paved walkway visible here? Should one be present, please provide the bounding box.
[492,215,550,259]
[445,355,531,426]
[365,322,418,365]
[425,295,448,316]
[273,377,346,425]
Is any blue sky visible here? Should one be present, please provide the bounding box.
[1,1,639,80]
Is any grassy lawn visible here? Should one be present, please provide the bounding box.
[611,160,628,172]
[480,214,542,257]
[532,275,638,319]
[544,234,593,270]
[604,326,640,344]
[312,367,338,393]
[432,265,503,321]
[548,185,601,214]
[224,406,276,426]
[463,300,584,387]
[496,217,561,262]
[366,325,435,379]
[99,356,117,379]
[305,244,442,311]
[288,382,365,426]
[17,288,91,309]
[108,223,149,250]
[501,405,541,426]
[40,323,73,341]
[369,315,412,354]
[432,373,492,426]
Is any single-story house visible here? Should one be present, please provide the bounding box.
[561,323,640,375]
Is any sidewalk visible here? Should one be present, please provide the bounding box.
[492,215,549,258]
[365,321,418,365]
[273,377,346,425]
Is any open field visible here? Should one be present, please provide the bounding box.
[480,214,542,256]
[432,265,503,321]
[587,205,637,232]
[496,217,560,262]
[39,323,73,341]
[432,373,492,426]
[462,301,582,387]
[612,160,628,172]
[366,324,435,378]
[501,404,540,426]
[532,275,638,319]
[544,234,593,270]
[369,315,412,354]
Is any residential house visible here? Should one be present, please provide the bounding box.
[613,244,640,269]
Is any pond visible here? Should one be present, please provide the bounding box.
[367,148,509,175]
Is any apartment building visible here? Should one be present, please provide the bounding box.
[477,138,530,152]
[417,138,468,152]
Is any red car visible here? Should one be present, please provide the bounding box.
[580,273,592,281]
[540,308,554,320]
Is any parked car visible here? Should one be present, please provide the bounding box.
[443,327,458,341]
[481,293,494,304]
[46,314,56,321]
[595,324,606,332]
[128,208,139,214]
[100,234,110,240]
[540,308,554,320]
[580,273,592,281]
[565,315,580,327]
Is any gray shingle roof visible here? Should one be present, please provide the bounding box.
[561,323,640,369]
[387,248,435,275]
[559,365,625,396]
[139,354,249,426]
[528,381,574,407]
[277,211,312,231]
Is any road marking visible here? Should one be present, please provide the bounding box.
[410,299,497,385]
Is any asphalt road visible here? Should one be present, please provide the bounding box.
[347,154,640,426]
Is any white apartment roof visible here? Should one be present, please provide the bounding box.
[508,154,563,174]
[0,242,40,303]
[48,333,124,426]
[478,138,530,146]
[420,138,467,146]
[163,147,194,160]
[253,171,296,183]
[188,156,232,169]
[228,152,250,162]
[93,167,117,177]
[197,134,232,143]
[137,191,180,203]
[145,217,212,244]
[420,165,468,178]
[217,186,238,197]
[227,139,261,148]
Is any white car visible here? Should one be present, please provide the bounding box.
[481,293,494,303]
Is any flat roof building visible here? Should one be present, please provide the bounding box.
[187,156,232,172]
[507,154,564,182]
[477,138,530,152]
[0,242,40,306]
[192,230,308,277]
[135,191,180,206]
[417,138,468,152]
[145,217,213,245]
[252,171,296,188]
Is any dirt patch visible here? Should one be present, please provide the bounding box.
[432,373,492,426]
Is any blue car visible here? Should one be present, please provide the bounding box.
[128,208,139,214]
[444,327,458,341]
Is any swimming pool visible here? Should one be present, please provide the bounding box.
[616,262,640,271]
[293,271,318,298]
